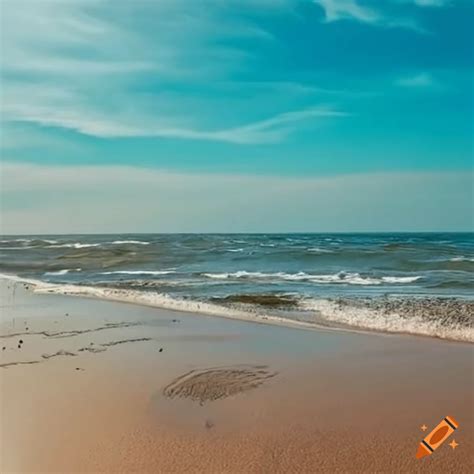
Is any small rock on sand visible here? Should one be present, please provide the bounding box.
[159,348,163,352]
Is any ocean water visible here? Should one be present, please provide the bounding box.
[1,233,473,342]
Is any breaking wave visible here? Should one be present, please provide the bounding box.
[49,243,101,249]
[202,271,422,285]
[450,256,474,262]
[44,268,82,276]
[109,240,150,245]
[98,270,175,276]
[300,298,473,343]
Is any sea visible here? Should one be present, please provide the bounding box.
[1,233,472,342]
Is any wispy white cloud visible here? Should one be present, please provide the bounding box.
[2,80,346,143]
[313,0,380,23]
[3,0,348,145]
[395,72,435,87]
[2,163,471,233]
[412,0,450,7]
[313,0,429,31]
[1,0,438,147]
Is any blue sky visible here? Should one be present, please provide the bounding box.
[1,0,473,232]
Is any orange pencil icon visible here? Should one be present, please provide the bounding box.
[416,416,459,459]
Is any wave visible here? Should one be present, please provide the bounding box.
[0,238,58,244]
[202,271,421,285]
[380,276,422,283]
[44,268,82,276]
[0,238,58,248]
[0,273,471,342]
[109,240,150,245]
[13,279,316,330]
[300,298,474,343]
[48,243,101,249]
[306,247,334,254]
[1,240,152,250]
[450,256,474,262]
[98,270,175,276]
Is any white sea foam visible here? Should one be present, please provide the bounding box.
[98,270,175,276]
[48,243,101,249]
[15,279,316,330]
[307,247,334,253]
[300,298,474,343]
[450,256,474,262]
[202,271,421,285]
[0,246,35,250]
[44,268,82,276]
[46,240,150,248]
[0,238,58,245]
[380,276,422,283]
[109,240,150,245]
[0,238,33,244]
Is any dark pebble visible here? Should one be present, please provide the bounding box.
[19,340,23,344]
[2,347,5,351]
[159,348,163,352]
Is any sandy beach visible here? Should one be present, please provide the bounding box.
[1,278,473,473]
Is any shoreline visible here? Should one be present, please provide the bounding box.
[1,273,473,344]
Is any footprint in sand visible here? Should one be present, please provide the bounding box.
[163,364,277,404]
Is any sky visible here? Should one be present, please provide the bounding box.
[0,0,473,233]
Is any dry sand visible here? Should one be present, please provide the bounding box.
[1,278,473,473]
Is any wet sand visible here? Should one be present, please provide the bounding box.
[1,279,473,473]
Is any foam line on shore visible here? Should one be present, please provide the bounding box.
[0,273,472,343]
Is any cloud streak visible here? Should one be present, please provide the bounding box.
[2,0,350,145]
[314,0,380,23]
[412,0,450,7]
[2,83,347,143]
[395,72,435,87]
[2,0,444,146]
[2,163,471,233]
